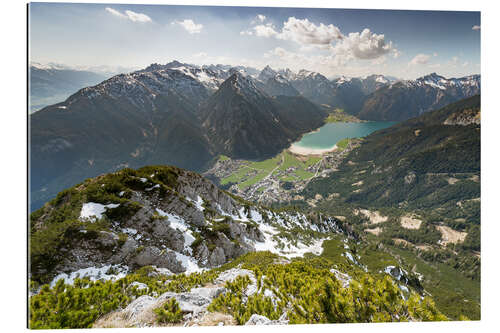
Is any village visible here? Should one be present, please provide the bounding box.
[204,139,361,206]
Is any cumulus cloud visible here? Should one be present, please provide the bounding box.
[332,28,393,60]
[257,14,266,23]
[244,17,397,65]
[409,53,431,65]
[276,17,343,46]
[105,7,152,23]
[254,23,279,38]
[472,25,480,31]
[371,56,387,65]
[173,19,203,34]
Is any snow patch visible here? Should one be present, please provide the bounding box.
[122,228,137,235]
[156,208,195,253]
[80,202,120,221]
[50,265,128,287]
[174,252,202,274]
[187,195,205,212]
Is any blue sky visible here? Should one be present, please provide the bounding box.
[29,2,480,79]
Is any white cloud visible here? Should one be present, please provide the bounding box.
[409,53,431,65]
[462,61,469,67]
[276,17,343,46]
[433,52,438,57]
[105,7,152,23]
[257,14,266,23]
[124,10,152,23]
[371,56,387,65]
[173,19,203,34]
[245,17,396,65]
[450,56,459,66]
[254,23,279,38]
[472,25,480,31]
[240,30,253,36]
[332,28,393,61]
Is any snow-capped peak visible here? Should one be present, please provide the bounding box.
[258,65,278,82]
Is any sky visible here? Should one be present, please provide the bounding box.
[29,2,481,79]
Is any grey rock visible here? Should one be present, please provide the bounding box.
[190,286,226,300]
[245,314,272,325]
[129,281,149,291]
[123,295,156,321]
[133,247,185,273]
[208,247,226,267]
[157,291,212,314]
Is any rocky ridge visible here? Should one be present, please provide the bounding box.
[30,165,347,286]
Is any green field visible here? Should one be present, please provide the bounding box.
[324,108,360,123]
[336,138,350,151]
[220,151,320,190]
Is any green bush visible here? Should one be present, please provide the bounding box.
[154,298,183,324]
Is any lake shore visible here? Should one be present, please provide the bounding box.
[288,143,337,156]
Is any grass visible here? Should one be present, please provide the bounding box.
[295,169,315,180]
[220,166,253,185]
[238,171,268,189]
[248,155,281,172]
[336,138,350,151]
[220,151,320,190]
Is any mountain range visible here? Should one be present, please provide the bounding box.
[28,59,481,327]
[29,63,109,112]
[30,61,480,211]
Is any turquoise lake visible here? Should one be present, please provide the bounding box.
[294,121,397,149]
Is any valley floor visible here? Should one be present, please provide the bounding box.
[204,138,359,206]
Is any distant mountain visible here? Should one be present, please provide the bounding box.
[30,63,325,211]
[29,63,109,112]
[201,72,325,159]
[358,73,481,121]
[360,74,396,94]
[288,70,337,105]
[284,69,395,113]
[30,63,216,211]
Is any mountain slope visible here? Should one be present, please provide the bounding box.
[201,72,326,159]
[29,165,346,285]
[304,95,480,210]
[30,67,214,211]
[358,73,480,121]
[301,95,480,275]
[29,165,478,329]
